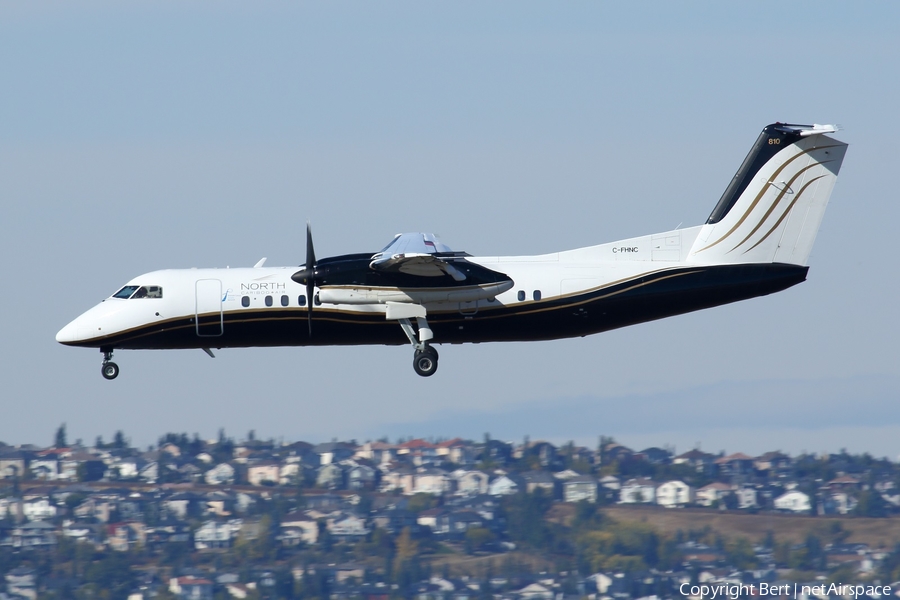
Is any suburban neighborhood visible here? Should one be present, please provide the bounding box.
[2,428,900,600]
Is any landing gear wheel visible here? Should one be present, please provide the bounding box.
[101,362,119,380]
[413,348,438,377]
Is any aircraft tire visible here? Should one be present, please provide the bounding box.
[413,349,438,377]
[101,362,120,380]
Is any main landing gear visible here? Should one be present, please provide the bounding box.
[101,349,119,380]
[413,346,439,377]
[387,302,439,377]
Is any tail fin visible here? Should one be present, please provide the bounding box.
[687,123,847,266]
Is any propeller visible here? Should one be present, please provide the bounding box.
[291,223,318,335]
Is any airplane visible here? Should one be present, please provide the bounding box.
[57,122,847,380]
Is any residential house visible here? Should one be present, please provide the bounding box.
[139,461,159,483]
[453,470,489,496]
[821,492,857,515]
[107,521,146,552]
[354,441,398,466]
[282,441,319,466]
[514,583,554,600]
[672,448,716,473]
[60,452,107,481]
[754,451,792,473]
[637,447,673,465]
[62,522,101,545]
[417,508,450,534]
[479,439,513,465]
[22,497,56,521]
[522,471,557,496]
[656,481,693,507]
[735,486,758,509]
[0,450,31,479]
[714,453,755,478]
[178,463,204,482]
[371,508,419,534]
[10,521,57,548]
[603,443,634,464]
[0,497,23,522]
[488,474,523,496]
[314,442,355,465]
[773,490,812,513]
[413,468,452,495]
[204,491,234,517]
[328,513,369,539]
[695,483,733,507]
[563,476,599,503]
[436,438,473,465]
[380,464,416,494]
[522,441,558,468]
[316,463,345,489]
[194,519,239,550]
[280,511,319,545]
[29,457,60,480]
[279,462,303,486]
[827,475,863,493]
[164,492,201,520]
[169,576,213,600]
[74,496,116,523]
[204,463,235,485]
[619,478,656,504]
[599,475,621,490]
[116,457,147,480]
[247,461,280,486]
[347,463,377,490]
[397,439,440,466]
[5,567,36,600]
[448,509,484,534]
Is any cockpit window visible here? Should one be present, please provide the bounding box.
[112,285,163,299]
[113,286,140,299]
[130,286,163,299]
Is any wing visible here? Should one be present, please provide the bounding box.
[369,233,468,281]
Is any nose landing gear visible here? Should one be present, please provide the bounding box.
[101,349,119,380]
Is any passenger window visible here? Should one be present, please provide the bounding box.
[242,296,250,308]
[298,295,307,307]
[281,295,289,307]
[265,295,273,307]
[517,290,525,302]
[533,290,541,301]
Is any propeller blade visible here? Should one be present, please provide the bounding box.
[306,222,316,336]
[306,222,316,272]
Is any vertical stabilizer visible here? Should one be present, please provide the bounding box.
[687,123,847,266]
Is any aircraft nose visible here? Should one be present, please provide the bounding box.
[56,311,99,345]
[56,320,80,344]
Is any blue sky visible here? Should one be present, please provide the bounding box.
[2,2,898,456]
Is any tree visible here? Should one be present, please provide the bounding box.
[854,490,889,517]
[113,430,127,449]
[54,423,67,448]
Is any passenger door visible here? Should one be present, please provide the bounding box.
[195,279,224,337]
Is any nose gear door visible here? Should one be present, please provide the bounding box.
[195,279,224,337]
